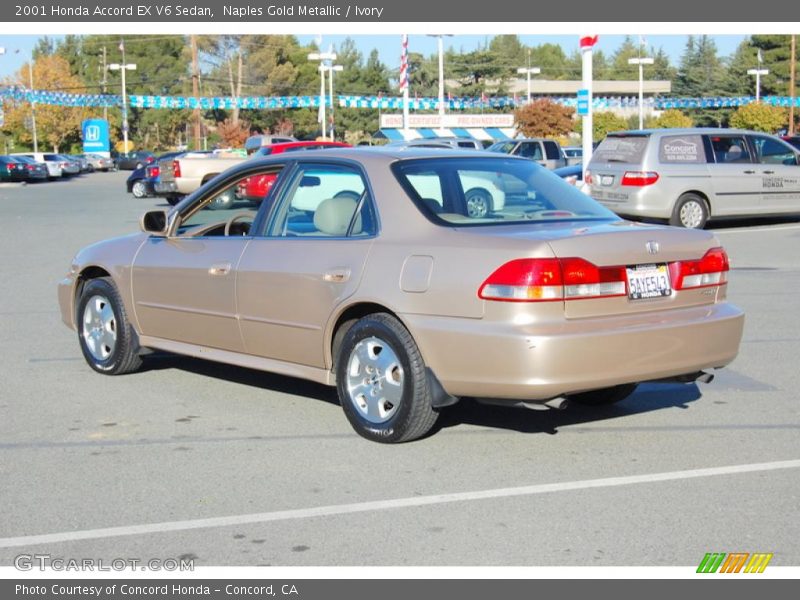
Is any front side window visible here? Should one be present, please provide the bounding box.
[487,142,516,154]
[751,135,797,165]
[517,142,543,160]
[268,164,376,238]
[394,157,617,226]
[710,136,751,163]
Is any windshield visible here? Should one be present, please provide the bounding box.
[392,157,617,226]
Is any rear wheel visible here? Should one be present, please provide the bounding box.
[336,313,439,443]
[670,193,709,229]
[76,277,142,375]
[131,180,147,198]
[465,187,492,218]
[166,195,183,206]
[568,383,638,406]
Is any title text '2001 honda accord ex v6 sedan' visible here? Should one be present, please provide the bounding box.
[58,149,745,443]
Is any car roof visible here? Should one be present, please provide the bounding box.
[607,128,765,136]
[239,146,528,165]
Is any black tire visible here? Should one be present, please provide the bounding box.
[166,195,183,206]
[465,187,492,218]
[131,180,147,198]
[76,277,142,375]
[336,313,439,443]
[568,383,638,406]
[670,193,709,229]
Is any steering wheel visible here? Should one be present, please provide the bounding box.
[224,212,254,236]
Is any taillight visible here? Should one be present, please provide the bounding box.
[478,258,627,302]
[584,170,593,185]
[61,162,69,168]
[621,171,659,186]
[172,160,181,178]
[146,156,155,164]
[670,247,729,290]
[147,165,160,178]
[27,165,35,170]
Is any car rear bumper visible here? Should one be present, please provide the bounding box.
[402,302,745,400]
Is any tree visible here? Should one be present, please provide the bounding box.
[514,99,575,138]
[729,103,787,133]
[646,109,694,128]
[674,35,729,126]
[574,111,628,142]
[1,55,88,153]
[216,117,251,147]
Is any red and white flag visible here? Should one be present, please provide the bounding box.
[579,35,599,50]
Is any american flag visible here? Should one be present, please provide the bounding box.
[399,34,409,93]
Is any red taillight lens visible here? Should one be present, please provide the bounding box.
[479,258,627,302]
[670,247,730,290]
[27,164,35,171]
[621,171,659,186]
[147,165,160,178]
[172,160,181,178]
[584,170,593,185]
[146,156,155,164]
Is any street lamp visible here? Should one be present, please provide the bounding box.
[308,51,337,139]
[747,67,769,103]
[428,34,453,131]
[325,64,344,141]
[0,47,38,152]
[628,57,654,130]
[107,61,137,152]
[516,66,541,104]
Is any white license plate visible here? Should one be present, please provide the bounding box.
[626,264,671,300]
[601,175,614,186]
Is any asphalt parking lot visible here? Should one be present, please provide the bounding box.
[0,171,798,567]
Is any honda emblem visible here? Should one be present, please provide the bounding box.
[646,241,660,255]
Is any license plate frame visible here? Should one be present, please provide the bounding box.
[626,263,672,300]
[600,174,614,186]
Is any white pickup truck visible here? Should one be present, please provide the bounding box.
[154,151,246,205]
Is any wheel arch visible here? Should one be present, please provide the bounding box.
[677,190,712,215]
[327,301,407,371]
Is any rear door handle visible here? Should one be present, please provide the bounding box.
[323,268,351,283]
[743,170,756,174]
[208,262,232,276]
[762,170,775,174]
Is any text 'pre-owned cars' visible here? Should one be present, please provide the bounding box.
[58,148,745,443]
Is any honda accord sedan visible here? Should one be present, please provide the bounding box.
[58,148,745,443]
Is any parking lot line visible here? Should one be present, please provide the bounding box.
[1,459,798,549]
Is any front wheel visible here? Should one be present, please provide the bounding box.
[670,194,709,229]
[336,313,439,443]
[568,383,638,406]
[465,188,492,218]
[76,277,142,375]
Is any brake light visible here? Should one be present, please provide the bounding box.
[584,170,593,185]
[621,171,659,186]
[478,258,627,302]
[670,247,729,290]
[146,156,155,164]
[147,165,160,178]
[27,164,35,170]
[172,160,181,178]
[61,162,69,168]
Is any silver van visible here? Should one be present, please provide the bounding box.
[587,128,800,229]
[487,138,568,170]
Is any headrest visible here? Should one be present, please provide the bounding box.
[313,197,362,236]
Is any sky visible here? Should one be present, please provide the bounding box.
[0,33,749,81]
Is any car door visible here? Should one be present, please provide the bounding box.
[515,141,546,166]
[236,161,378,368]
[748,134,800,214]
[131,166,280,352]
[706,134,761,216]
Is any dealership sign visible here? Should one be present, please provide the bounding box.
[82,119,110,155]
[380,114,515,128]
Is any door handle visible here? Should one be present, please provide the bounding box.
[762,170,775,174]
[323,268,351,283]
[743,170,756,174]
[208,262,232,276]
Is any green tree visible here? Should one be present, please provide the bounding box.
[674,35,729,126]
[575,111,628,142]
[645,109,694,128]
[729,102,787,133]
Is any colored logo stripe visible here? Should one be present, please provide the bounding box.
[697,552,773,573]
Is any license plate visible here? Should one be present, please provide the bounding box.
[601,175,614,186]
[626,264,671,300]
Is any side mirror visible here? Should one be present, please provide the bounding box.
[140,209,169,236]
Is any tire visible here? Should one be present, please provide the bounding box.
[76,277,142,375]
[568,383,638,406]
[336,313,439,443]
[166,195,183,206]
[131,180,147,198]
[670,193,709,229]
[465,187,492,218]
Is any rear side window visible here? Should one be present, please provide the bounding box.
[517,142,543,160]
[658,135,706,163]
[710,136,751,164]
[543,141,562,160]
[592,136,648,163]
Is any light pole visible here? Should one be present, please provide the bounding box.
[516,66,541,104]
[748,67,769,103]
[324,64,343,140]
[427,34,453,131]
[628,57,654,129]
[108,60,137,152]
[308,51,337,139]
[0,47,38,152]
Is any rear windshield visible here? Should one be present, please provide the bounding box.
[392,157,617,226]
[592,135,649,163]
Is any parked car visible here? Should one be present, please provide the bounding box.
[0,155,28,182]
[487,138,568,169]
[68,155,91,172]
[8,155,49,181]
[562,146,583,166]
[387,137,483,150]
[82,153,116,172]
[58,148,744,443]
[11,152,65,179]
[116,151,156,170]
[244,134,297,155]
[127,152,183,198]
[238,141,351,203]
[58,155,82,176]
[586,128,800,229]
